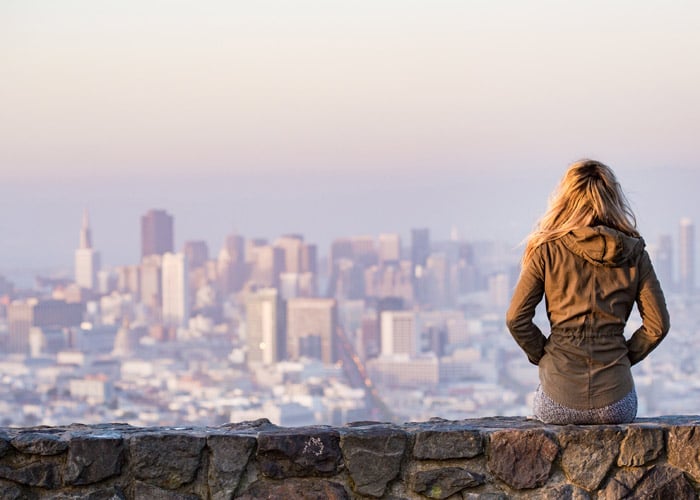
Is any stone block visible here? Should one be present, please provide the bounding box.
[10,432,68,456]
[64,433,125,485]
[559,427,622,491]
[617,425,664,466]
[0,461,61,488]
[206,432,256,500]
[257,427,342,479]
[411,424,483,460]
[238,478,349,500]
[668,425,700,483]
[633,465,696,499]
[410,466,484,499]
[134,481,201,499]
[487,429,558,490]
[128,431,206,490]
[340,425,406,497]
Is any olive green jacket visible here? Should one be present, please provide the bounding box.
[506,226,670,410]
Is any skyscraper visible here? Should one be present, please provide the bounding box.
[141,209,174,259]
[680,218,695,294]
[411,228,430,271]
[246,288,285,366]
[378,233,401,263]
[286,298,337,364]
[161,252,189,328]
[654,234,673,291]
[74,209,101,291]
[380,310,418,357]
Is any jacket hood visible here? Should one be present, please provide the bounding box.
[561,226,645,266]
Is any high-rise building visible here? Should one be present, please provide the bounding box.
[140,255,162,310]
[653,234,673,291]
[74,209,101,291]
[286,298,337,364]
[275,234,304,273]
[411,228,430,270]
[7,299,83,354]
[141,209,174,259]
[378,233,401,263]
[161,252,189,328]
[380,310,418,357]
[183,240,209,269]
[680,218,695,294]
[246,288,285,366]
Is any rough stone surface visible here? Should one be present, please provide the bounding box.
[64,433,125,485]
[10,432,68,456]
[129,431,206,489]
[257,427,342,479]
[0,417,696,498]
[0,461,61,488]
[668,425,700,483]
[50,486,127,500]
[559,427,622,491]
[206,432,256,500]
[487,429,559,489]
[0,479,27,500]
[0,432,11,458]
[340,425,406,497]
[134,481,201,500]
[411,420,483,460]
[617,425,665,466]
[410,466,484,499]
[634,464,696,499]
[238,478,349,500]
[597,467,646,500]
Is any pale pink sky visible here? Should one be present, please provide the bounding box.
[2,1,700,179]
[0,1,699,273]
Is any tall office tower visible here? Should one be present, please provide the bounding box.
[246,288,285,366]
[380,310,418,357]
[275,234,304,273]
[425,252,451,307]
[161,252,189,328]
[411,228,431,303]
[7,300,34,354]
[7,298,83,354]
[140,255,162,310]
[249,245,285,288]
[141,209,174,259]
[74,209,101,291]
[286,298,337,364]
[411,228,430,271]
[378,233,401,263]
[225,234,245,262]
[330,238,354,265]
[183,240,209,269]
[217,234,247,295]
[680,218,695,294]
[654,234,674,290]
[300,243,317,274]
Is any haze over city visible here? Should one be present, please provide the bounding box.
[2,1,700,274]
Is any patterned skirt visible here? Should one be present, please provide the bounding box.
[533,385,637,425]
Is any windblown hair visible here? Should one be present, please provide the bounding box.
[523,160,639,263]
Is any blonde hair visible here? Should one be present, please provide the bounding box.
[523,159,639,263]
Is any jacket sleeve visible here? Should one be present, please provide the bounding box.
[506,246,547,365]
[626,251,671,365]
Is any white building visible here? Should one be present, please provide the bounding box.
[75,209,101,290]
[161,252,189,328]
[380,310,418,357]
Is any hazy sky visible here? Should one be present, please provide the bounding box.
[1,1,699,275]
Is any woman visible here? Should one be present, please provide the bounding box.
[506,160,670,424]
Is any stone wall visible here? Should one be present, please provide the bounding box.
[0,416,699,499]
